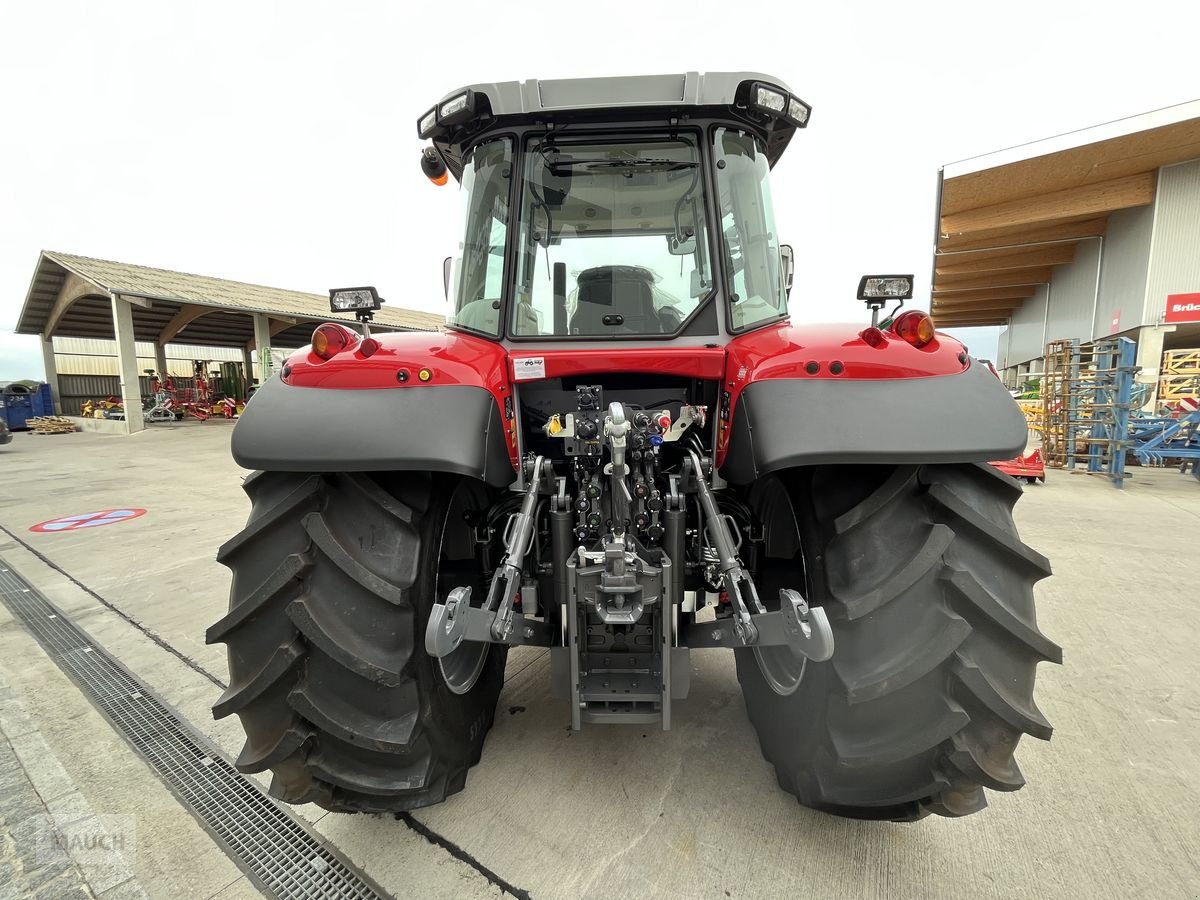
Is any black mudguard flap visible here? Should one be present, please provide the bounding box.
[232,378,515,486]
[721,363,1027,484]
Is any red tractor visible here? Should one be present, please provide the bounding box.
[210,72,1058,821]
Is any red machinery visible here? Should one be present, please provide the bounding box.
[991,448,1046,483]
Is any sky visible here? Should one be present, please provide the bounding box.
[2,0,1198,380]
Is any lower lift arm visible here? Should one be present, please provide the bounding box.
[683,450,834,662]
[425,456,555,659]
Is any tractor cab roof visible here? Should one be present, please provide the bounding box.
[418,71,809,181]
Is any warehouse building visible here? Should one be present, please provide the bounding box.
[931,100,1200,403]
[14,251,443,431]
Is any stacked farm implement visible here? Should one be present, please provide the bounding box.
[80,362,249,423]
[1038,338,1136,487]
[1039,337,1200,486]
[1129,385,1200,480]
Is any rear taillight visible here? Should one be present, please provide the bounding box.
[312,323,356,360]
[891,311,936,348]
[859,326,889,348]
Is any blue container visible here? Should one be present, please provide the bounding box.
[30,383,54,417]
[0,393,31,431]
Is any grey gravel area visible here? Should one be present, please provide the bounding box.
[0,730,95,900]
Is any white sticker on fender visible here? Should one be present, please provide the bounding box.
[513,356,546,381]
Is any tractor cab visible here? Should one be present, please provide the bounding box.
[416,73,808,343]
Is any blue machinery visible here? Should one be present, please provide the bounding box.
[1129,402,1200,481]
[1043,337,1200,488]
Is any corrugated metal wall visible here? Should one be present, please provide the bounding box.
[57,374,220,416]
[52,337,245,378]
[1144,158,1200,322]
[1045,238,1100,344]
[1095,205,1154,336]
[1005,284,1049,365]
[1005,239,1101,367]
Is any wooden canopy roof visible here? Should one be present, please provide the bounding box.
[16,251,444,348]
[931,100,1200,328]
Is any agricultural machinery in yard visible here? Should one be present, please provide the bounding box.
[209,72,1060,821]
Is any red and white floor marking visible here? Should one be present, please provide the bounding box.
[29,509,147,533]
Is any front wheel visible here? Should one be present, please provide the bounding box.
[207,470,506,813]
[737,463,1060,820]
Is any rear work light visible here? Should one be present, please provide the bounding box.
[891,311,936,349]
[329,287,382,313]
[741,81,811,128]
[312,323,357,360]
[858,275,914,301]
[416,89,478,138]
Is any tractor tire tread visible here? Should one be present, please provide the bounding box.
[212,470,503,814]
[737,461,1058,821]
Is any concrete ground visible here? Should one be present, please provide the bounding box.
[0,422,1198,900]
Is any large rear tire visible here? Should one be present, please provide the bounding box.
[737,463,1060,820]
[207,470,506,813]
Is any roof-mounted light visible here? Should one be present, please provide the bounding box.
[439,92,470,120]
[755,85,787,113]
[416,89,479,138]
[744,81,812,129]
[417,107,438,139]
[787,96,810,126]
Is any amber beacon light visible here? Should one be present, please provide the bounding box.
[421,147,448,186]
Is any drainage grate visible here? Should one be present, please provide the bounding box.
[0,560,389,900]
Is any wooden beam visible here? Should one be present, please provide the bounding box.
[940,173,1154,237]
[159,305,218,343]
[935,268,1054,291]
[935,306,1014,317]
[934,311,1021,322]
[931,286,1038,303]
[935,315,1012,327]
[937,320,1017,330]
[121,295,153,309]
[939,118,1200,215]
[932,300,1024,314]
[931,241,1075,273]
[938,217,1108,253]
[935,312,1012,321]
[936,322,1009,331]
[935,243,1077,276]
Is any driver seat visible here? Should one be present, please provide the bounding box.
[570,266,660,334]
